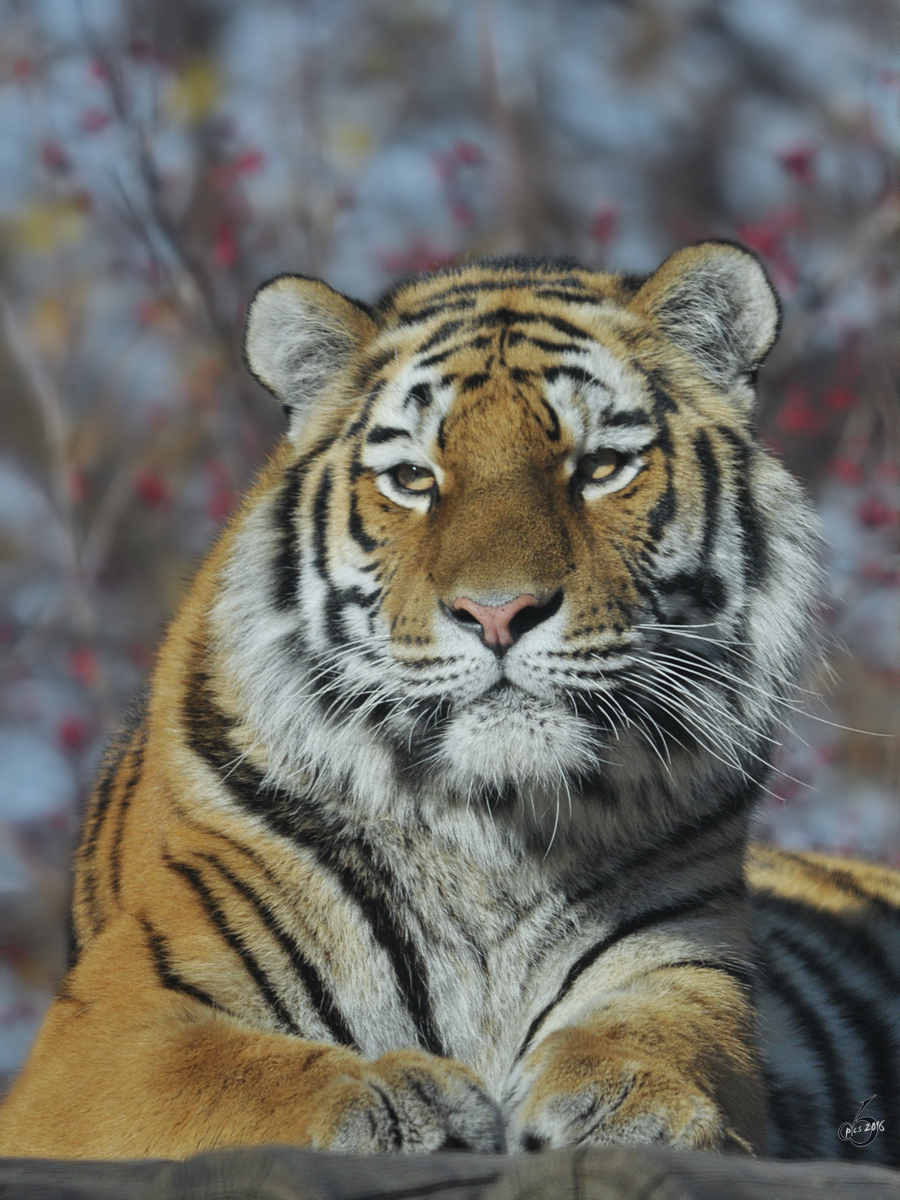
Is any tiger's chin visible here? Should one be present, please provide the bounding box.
[434,686,599,797]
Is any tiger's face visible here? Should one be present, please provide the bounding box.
[235,246,820,823]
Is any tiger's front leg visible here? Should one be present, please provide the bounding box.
[505,965,766,1154]
[0,915,505,1159]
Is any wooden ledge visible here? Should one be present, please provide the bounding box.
[0,1144,898,1200]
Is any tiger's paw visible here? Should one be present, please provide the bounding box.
[505,1028,727,1153]
[310,1048,506,1154]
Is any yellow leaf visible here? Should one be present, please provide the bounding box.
[167,59,220,122]
[13,200,86,253]
[329,121,374,167]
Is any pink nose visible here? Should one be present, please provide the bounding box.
[452,595,539,648]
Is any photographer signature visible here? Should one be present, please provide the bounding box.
[838,1096,885,1147]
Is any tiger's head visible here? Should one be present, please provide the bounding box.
[220,243,820,838]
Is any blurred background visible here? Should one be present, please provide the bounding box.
[0,0,897,1092]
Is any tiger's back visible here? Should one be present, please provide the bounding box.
[1,244,898,1164]
[749,845,900,1160]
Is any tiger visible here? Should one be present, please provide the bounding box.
[1,241,898,1165]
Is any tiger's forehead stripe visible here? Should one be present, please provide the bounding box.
[379,261,616,317]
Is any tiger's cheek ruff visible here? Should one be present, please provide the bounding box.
[211,465,405,814]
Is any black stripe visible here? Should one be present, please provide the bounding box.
[716,426,769,587]
[348,486,378,553]
[646,462,677,542]
[201,853,357,1047]
[655,567,727,616]
[763,1071,823,1159]
[407,382,433,409]
[625,366,677,420]
[414,319,467,355]
[181,663,303,833]
[396,298,477,326]
[140,916,228,1014]
[109,727,148,896]
[353,349,394,389]
[648,374,679,416]
[693,429,721,558]
[757,951,862,1159]
[471,308,590,341]
[79,688,148,865]
[541,314,592,341]
[396,274,587,309]
[165,855,302,1035]
[369,1084,403,1150]
[604,410,652,429]
[272,461,306,611]
[65,911,78,971]
[753,884,900,994]
[764,920,898,1159]
[543,365,601,389]
[460,372,490,392]
[650,427,728,614]
[533,289,595,304]
[520,336,585,355]
[417,346,457,368]
[538,397,561,442]
[775,852,900,922]
[311,467,334,584]
[182,668,444,1056]
[518,879,746,1059]
[413,332,490,369]
[344,380,387,440]
[367,425,411,444]
[309,464,385,646]
[77,688,149,940]
[78,769,121,935]
[285,829,446,1058]
[272,436,344,608]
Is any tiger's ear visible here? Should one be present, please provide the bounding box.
[244,275,377,434]
[630,241,780,404]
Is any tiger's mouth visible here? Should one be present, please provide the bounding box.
[481,678,517,699]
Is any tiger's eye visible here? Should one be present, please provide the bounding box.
[578,449,624,482]
[392,463,436,492]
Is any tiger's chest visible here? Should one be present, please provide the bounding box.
[217,808,731,1097]
[299,827,590,1090]
[179,811,621,1095]
[161,770,748,1101]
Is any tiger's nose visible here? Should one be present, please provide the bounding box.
[451,594,540,649]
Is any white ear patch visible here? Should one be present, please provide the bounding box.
[632,242,781,396]
[244,275,376,429]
